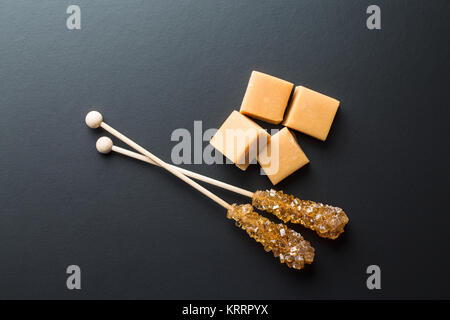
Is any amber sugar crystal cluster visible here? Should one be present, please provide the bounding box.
[252,190,349,240]
[227,203,315,270]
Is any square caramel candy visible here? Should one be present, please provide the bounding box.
[210,111,269,170]
[283,86,340,141]
[258,128,309,185]
[240,71,294,124]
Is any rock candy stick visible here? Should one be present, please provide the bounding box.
[227,204,314,270]
[252,190,349,239]
[98,137,349,239]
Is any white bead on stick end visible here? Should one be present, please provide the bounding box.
[85,111,103,128]
[96,136,113,154]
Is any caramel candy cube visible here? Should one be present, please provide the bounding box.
[283,86,339,141]
[240,71,294,124]
[258,128,309,185]
[210,111,269,170]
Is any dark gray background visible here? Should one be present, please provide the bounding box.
[0,0,449,299]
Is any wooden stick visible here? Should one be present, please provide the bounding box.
[86,111,230,209]
[96,136,254,198]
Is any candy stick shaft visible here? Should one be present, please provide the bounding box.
[112,145,254,198]
[101,122,230,209]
